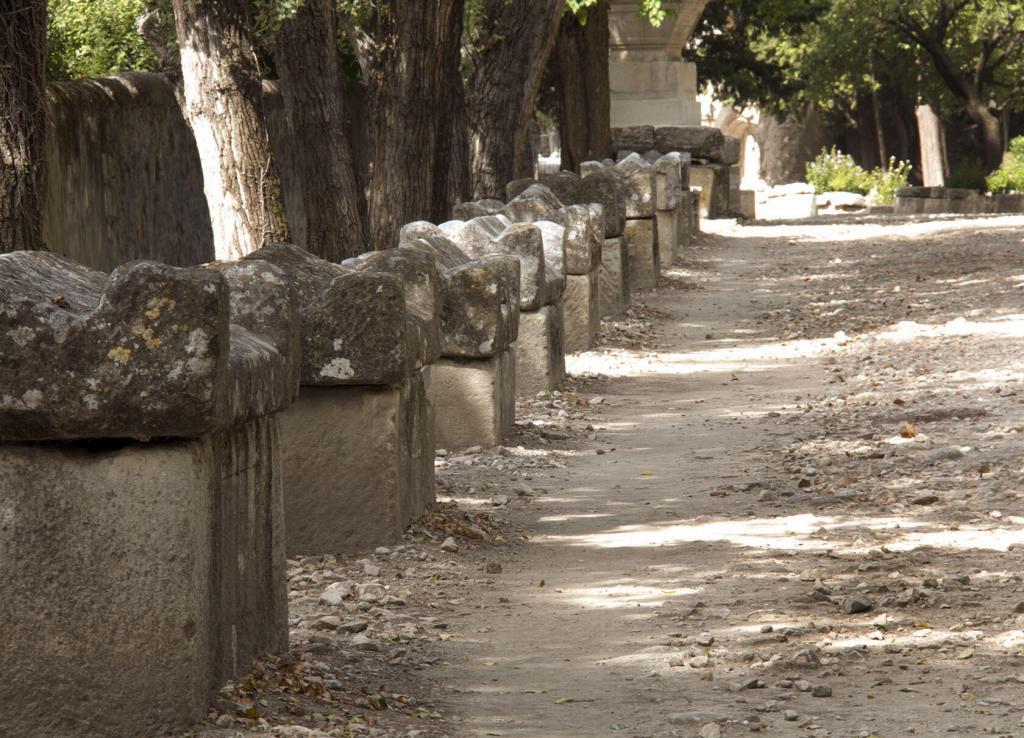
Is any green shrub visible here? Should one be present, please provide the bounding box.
[806,147,912,204]
[946,157,987,190]
[986,137,1024,193]
[806,147,873,195]
[48,0,158,80]
[870,157,913,205]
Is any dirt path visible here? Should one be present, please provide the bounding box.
[437,217,1024,738]
[194,216,1024,738]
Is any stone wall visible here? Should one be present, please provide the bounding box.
[43,72,370,272]
[44,73,214,271]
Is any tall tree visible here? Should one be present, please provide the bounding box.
[347,0,466,249]
[467,0,565,199]
[272,0,366,261]
[880,0,1021,171]
[170,0,288,260]
[691,0,1024,172]
[431,0,471,222]
[550,1,612,172]
[1,2,48,253]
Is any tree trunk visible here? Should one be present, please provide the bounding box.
[171,0,288,261]
[273,0,366,261]
[915,103,945,186]
[350,0,465,249]
[0,2,47,253]
[871,86,887,169]
[469,0,565,199]
[968,101,1004,171]
[552,3,611,173]
[899,19,1005,173]
[431,0,471,221]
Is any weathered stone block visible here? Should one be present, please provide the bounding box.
[0,415,287,738]
[442,219,549,312]
[562,204,603,275]
[399,220,443,244]
[654,126,726,161]
[579,166,627,237]
[539,170,583,206]
[563,271,600,354]
[505,178,537,201]
[246,244,415,386]
[351,246,444,366]
[452,199,504,220]
[207,259,302,397]
[756,184,817,220]
[657,209,680,269]
[600,237,630,317]
[0,251,299,443]
[516,304,566,396]
[722,135,741,165]
[403,236,519,359]
[0,253,215,440]
[280,370,434,555]
[739,189,756,219]
[624,218,659,290]
[676,191,695,247]
[611,125,656,152]
[501,184,567,226]
[614,153,656,218]
[690,164,731,218]
[533,220,567,302]
[654,152,685,210]
[430,348,516,450]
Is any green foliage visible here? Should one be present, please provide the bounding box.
[947,158,987,190]
[986,137,1024,193]
[251,0,305,38]
[871,157,912,205]
[685,0,834,116]
[806,147,872,195]
[689,0,1024,126]
[805,147,911,203]
[566,0,669,26]
[48,0,159,80]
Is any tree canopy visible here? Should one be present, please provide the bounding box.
[689,0,1024,167]
[48,0,158,79]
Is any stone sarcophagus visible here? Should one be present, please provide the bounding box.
[534,167,633,318]
[439,206,564,395]
[612,154,660,290]
[241,243,439,555]
[0,251,293,737]
[399,225,521,451]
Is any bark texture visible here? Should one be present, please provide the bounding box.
[468,0,565,199]
[431,0,471,223]
[171,0,288,261]
[350,0,466,250]
[0,2,47,253]
[551,3,611,173]
[273,0,366,261]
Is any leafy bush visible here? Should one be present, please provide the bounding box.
[48,0,158,80]
[806,147,873,195]
[946,157,987,191]
[871,157,913,205]
[806,147,912,204]
[986,137,1024,193]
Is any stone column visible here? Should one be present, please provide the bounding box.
[608,0,708,128]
